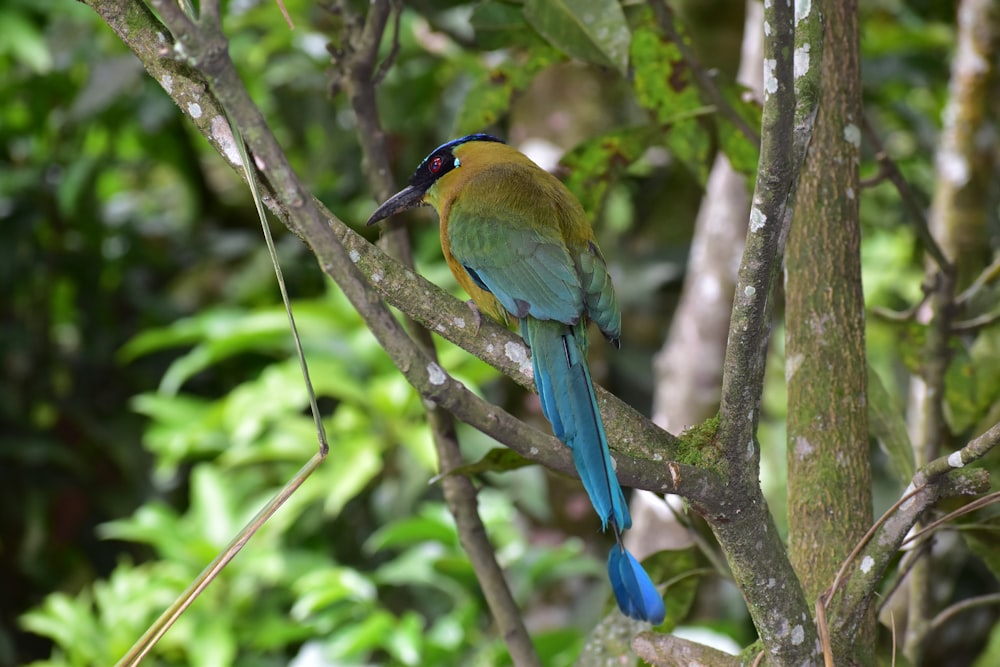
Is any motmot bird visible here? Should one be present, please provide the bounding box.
[367,134,665,624]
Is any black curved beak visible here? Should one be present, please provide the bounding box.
[366,185,426,226]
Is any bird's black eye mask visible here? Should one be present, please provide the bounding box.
[409,133,505,193]
[409,148,458,191]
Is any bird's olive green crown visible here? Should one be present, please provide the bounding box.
[407,133,504,193]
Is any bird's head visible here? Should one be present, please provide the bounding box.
[366,133,505,226]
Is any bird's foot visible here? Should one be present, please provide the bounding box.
[465,299,483,335]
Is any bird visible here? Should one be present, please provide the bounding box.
[367,134,665,624]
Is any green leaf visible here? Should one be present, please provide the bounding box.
[453,47,560,136]
[973,616,1000,667]
[384,611,424,666]
[896,320,928,375]
[366,511,458,553]
[0,9,53,74]
[432,446,534,482]
[946,329,1000,435]
[189,610,236,667]
[560,126,661,219]
[644,547,700,632]
[325,609,397,659]
[291,568,377,619]
[630,25,712,181]
[433,554,479,590]
[631,26,704,124]
[98,502,187,555]
[717,85,762,178]
[120,300,364,368]
[532,628,586,667]
[523,539,600,586]
[19,592,100,664]
[471,2,544,50]
[663,119,711,184]
[867,364,915,482]
[945,340,978,433]
[523,0,631,74]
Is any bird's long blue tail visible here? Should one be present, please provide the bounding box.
[522,318,664,624]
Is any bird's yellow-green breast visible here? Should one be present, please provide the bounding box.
[424,140,618,339]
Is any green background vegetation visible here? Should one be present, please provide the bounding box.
[3,0,997,665]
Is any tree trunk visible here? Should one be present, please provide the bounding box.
[785,0,873,662]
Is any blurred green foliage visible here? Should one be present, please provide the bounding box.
[4,0,999,665]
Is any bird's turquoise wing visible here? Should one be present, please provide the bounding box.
[447,175,585,325]
[576,240,621,344]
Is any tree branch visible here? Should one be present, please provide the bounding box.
[698,0,824,662]
[823,421,1000,641]
[632,632,742,667]
[82,0,716,502]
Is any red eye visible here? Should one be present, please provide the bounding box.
[429,156,444,174]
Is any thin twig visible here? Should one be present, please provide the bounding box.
[890,610,897,667]
[920,419,1000,477]
[372,0,401,85]
[902,490,1000,547]
[956,255,1000,305]
[825,483,929,604]
[951,310,1000,333]
[274,0,294,30]
[815,598,834,667]
[115,451,325,666]
[860,115,952,273]
[928,593,1000,633]
[859,156,890,188]
[870,288,932,323]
